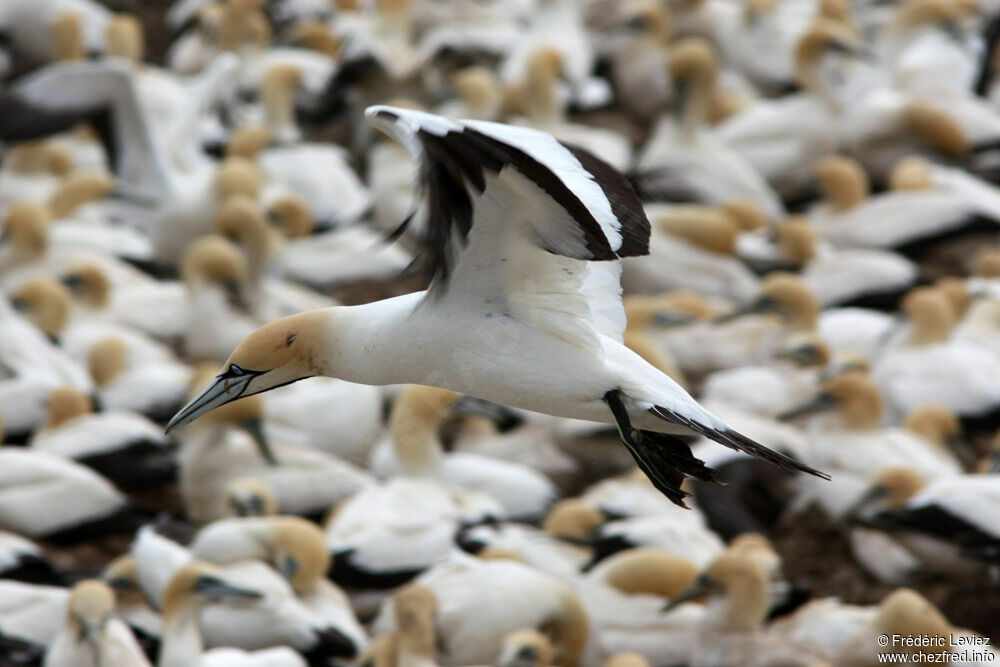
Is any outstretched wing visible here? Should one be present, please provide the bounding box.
[366,105,649,351]
[0,61,169,199]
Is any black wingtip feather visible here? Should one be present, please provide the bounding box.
[563,143,649,257]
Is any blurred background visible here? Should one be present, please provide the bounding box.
[1,0,1000,665]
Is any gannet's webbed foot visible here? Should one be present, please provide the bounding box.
[603,390,717,508]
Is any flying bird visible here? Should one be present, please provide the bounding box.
[167,105,827,506]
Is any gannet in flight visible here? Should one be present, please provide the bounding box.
[168,105,827,506]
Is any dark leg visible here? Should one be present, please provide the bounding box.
[603,390,717,508]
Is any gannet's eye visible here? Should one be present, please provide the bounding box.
[227,364,245,377]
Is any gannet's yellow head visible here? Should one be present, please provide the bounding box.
[781,370,883,429]
[265,195,314,239]
[3,202,51,259]
[894,0,969,38]
[668,37,717,88]
[498,629,554,667]
[215,195,275,266]
[65,580,116,641]
[628,3,672,43]
[61,263,111,309]
[727,533,781,577]
[889,156,934,190]
[452,67,503,120]
[665,553,771,632]
[776,332,831,367]
[224,477,278,517]
[214,157,262,200]
[292,21,342,58]
[903,404,960,448]
[102,555,144,606]
[902,287,956,344]
[819,0,854,26]
[53,10,84,61]
[874,588,953,652]
[88,337,128,388]
[604,653,652,667]
[49,170,114,218]
[722,201,767,231]
[392,583,438,660]
[795,19,868,91]
[265,516,332,594]
[106,14,144,63]
[654,205,737,254]
[6,141,73,174]
[902,104,968,158]
[181,235,249,308]
[815,155,869,211]
[973,247,1000,278]
[46,386,94,429]
[226,125,271,160]
[935,277,970,318]
[719,273,819,330]
[851,467,925,518]
[542,498,604,541]
[162,561,261,619]
[10,279,71,338]
[166,310,328,432]
[776,217,818,265]
[601,548,700,599]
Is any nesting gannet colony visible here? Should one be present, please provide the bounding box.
[1,0,1000,665]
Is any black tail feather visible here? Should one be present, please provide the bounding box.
[648,405,829,480]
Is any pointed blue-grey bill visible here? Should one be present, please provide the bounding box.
[194,574,262,601]
[164,371,257,434]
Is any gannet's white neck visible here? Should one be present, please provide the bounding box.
[159,600,203,667]
[389,386,458,477]
[318,292,431,387]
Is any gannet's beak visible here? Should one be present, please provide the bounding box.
[845,485,888,520]
[652,310,695,327]
[241,416,278,465]
[777,391,836,421]
[165,367,263,433]
[713,295,781,324]
[195,574,262,602]
[662,574,713,612]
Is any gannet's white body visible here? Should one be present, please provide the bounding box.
[168,106,823,505]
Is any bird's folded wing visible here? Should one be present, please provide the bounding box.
[366,105,649,350]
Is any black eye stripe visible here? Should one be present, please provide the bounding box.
[220,364,265,381]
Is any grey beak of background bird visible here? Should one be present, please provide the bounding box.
[845,485,888,520]
[714,295,781,324]
[165,374,254,434]
[194,574,263,601]
[778,392,837,421]
[662,574,713,613]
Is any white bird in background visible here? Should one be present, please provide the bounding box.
[43,579,151,667]
[167,105,825,507]
[7,2,1000,664]
[633,38,785,221]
